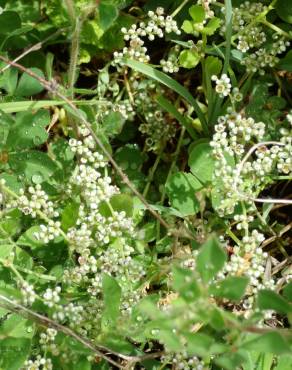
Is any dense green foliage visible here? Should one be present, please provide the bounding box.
[0,0,291,369]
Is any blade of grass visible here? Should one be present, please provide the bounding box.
[124,58,208,135]
[156,95,198,140]
[0,99,109,113]
[209,0,233,124]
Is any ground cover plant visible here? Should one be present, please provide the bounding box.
[0,0,291,369]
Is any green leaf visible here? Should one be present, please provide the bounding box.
[277,50,292,72]
[74,358,92,370]
[61,201,80,232]
[99,1,119,31]
[0,11,21,34]
[203,17,221,35]
[9,151,58,184]
[182,20,194,34]
[276,0,292,23]
[283,282,292,302]
[179,49,200,69]
[102,274,121,329]
[103,111,125,137]
[110,194,134,217]
[165,172,202,216]
[205,56,223,76]
[0,65,18,95]
[15,68,45,97]
[124,59,208,135]
[0,338,31,370]
[0,244,14,259]
[189,5,205,23]
[197,237,227,283]
[5,110,49,150]
[274,355,292,370]
[17,226,47,249]
[210,276,249,301]
[257,290,292,314]
[185,332,213,357]
[0,314,35,339]
[242,332,291,355]
[188,142,215,184]
[172,266,201,301]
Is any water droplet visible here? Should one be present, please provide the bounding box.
[27,326,33,333]
[32,173,43,184]
[150,328,160,336]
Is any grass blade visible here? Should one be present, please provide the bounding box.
[156,95,198,140]
[124,59,208,135]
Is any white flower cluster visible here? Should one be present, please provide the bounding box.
[210,109,267,214]
[211,74,231,97]
[114,7,181,64]
[40,328,59,356]
[52,302,84,326]
[43,286,61,308]
[221,2,290,74]
[23,356,52,370]
[34,220,61,243]
[20,281,36,306]
[160,45,180,73]
[162,350,204,370]
[7,185,59,218]
[197,0,216,18]
[69,163,118,210]
[242,36,290,75]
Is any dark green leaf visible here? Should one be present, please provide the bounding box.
[276,0,292,23]
[15,68,45,96]
[165,172,202,216]
[0,11,21,34]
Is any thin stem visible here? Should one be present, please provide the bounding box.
[260,19,292,39]
[68,18,81,97]
[143,150,163,198]
[171,0,190,18]
[0,295,165,366]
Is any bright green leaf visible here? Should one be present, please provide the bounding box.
[179,49,200,69]
[189,5,205,23]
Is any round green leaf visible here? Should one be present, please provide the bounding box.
[189,5,205,23]
[0,11,21,34]
[165,172,202,216]
[15,68,45,96]
[179,49,200,69]
[188,142,215,184]
[276,0,292,23]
